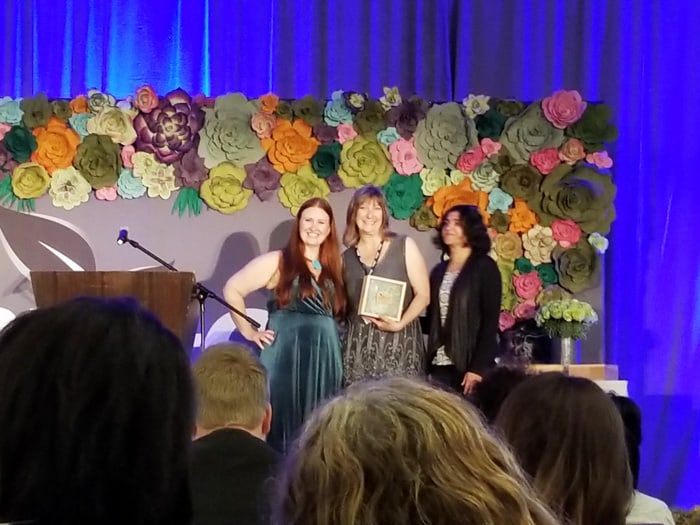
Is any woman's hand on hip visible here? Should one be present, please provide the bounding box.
[246,329,276,350]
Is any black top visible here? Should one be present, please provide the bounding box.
[426,253,502,375]
[190,428,280,525]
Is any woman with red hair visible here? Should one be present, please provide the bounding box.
[223,198,346,452]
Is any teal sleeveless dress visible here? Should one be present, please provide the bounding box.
[260,278,342,452]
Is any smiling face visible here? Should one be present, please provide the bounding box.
[355,198,384,237]
[441,211,468,248]
[299,205,331,248]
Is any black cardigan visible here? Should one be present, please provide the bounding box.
[426,253,502,376]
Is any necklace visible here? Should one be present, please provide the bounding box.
[305,257,322,271]
[356,238,385,275]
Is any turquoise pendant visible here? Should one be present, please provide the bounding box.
[311,259,322,271]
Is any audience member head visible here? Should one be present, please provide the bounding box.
[343,184,395,246]
[272,377,559,525]
[470,365,529,424]
[436,204,491,255]
[0,296,194,525]
[193,343,271,440]
[609,393,642,489]
[495,372,633,525]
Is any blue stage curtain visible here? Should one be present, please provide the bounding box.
[3,0,699,507]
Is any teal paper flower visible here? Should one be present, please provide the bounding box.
[383,172,424,219]
[536,263,558,286]
[0,97,24,125]
[68,113,94,139]
[487,187,513,213]
[515,257,535,274]
[117,168,147,199]
[323,90,353,127]
[377,126,401,146]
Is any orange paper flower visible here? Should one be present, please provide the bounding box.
[31,117,81,174]
[259,93,280,114]
[432,178,489,222]
[69,95,89,114]
[262,119,320,173]
[508,198,539,233]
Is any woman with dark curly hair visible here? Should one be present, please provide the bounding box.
[426,204,502,395]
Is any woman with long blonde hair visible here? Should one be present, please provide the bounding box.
[223,197,346,452]
[272,377,560,525]
[342,185,430,385]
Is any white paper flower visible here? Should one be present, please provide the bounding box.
[522,224,557,265]
[462,94,491,119]
[131,151,160,178]
[141,163,179,199]
[467,162,500,192]
[86,107,137,145]
[49,167,92,210]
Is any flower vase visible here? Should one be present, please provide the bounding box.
[560,336,576,374]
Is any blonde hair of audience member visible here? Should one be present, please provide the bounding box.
[192,343,271,440]
[272,377,559,525]
[495,372,633,525]
[342,184,396,247]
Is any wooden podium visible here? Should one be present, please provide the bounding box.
[528,364,619,380]
[30,271,199,350]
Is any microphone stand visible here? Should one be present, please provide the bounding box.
[117,232,261,350]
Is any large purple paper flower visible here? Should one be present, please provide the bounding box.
[386,96,430,139]
[244,157,281,201]
[133,89,204,163]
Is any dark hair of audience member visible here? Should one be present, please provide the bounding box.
[470,365,529,424]
[272,377,560,525]
[609,393,642,489]
[0,296,195,525]
[495,372,633,525]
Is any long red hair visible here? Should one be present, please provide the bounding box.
[275,198,346,317]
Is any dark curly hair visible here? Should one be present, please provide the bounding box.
[0,296,194,524]
[435,204,491,255]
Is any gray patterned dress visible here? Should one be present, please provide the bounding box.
[342,236,425,386]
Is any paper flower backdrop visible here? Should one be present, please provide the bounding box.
[0,87,617,319]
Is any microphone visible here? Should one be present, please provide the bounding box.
[116,228,129,245]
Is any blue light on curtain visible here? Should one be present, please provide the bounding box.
[2,0,699,507]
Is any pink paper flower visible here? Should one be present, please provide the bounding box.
[513,272,543,301]
[513,300,537,320]
[336,123,358,144]
[586,150,613,169]
[558,138,586,164]
[480,138,502,158]
[133,85,159,114]
[530,147,560,175]
[0,122,11,140]
[455,146,485,173]
[551,218,583,248]
[95,184,118,201]
[389,137,424,175]
[499,310,516,331]
[541,90,587,129]
[251,111,276,139]
[121,145,135,168]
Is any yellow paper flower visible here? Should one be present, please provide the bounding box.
[278,165,330,215]
[419,167,450,196]
[493,231,524,261]
[337,137,392,188]
[49,167,92,210]
[11,162,50,199]
[200,162,253,214]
